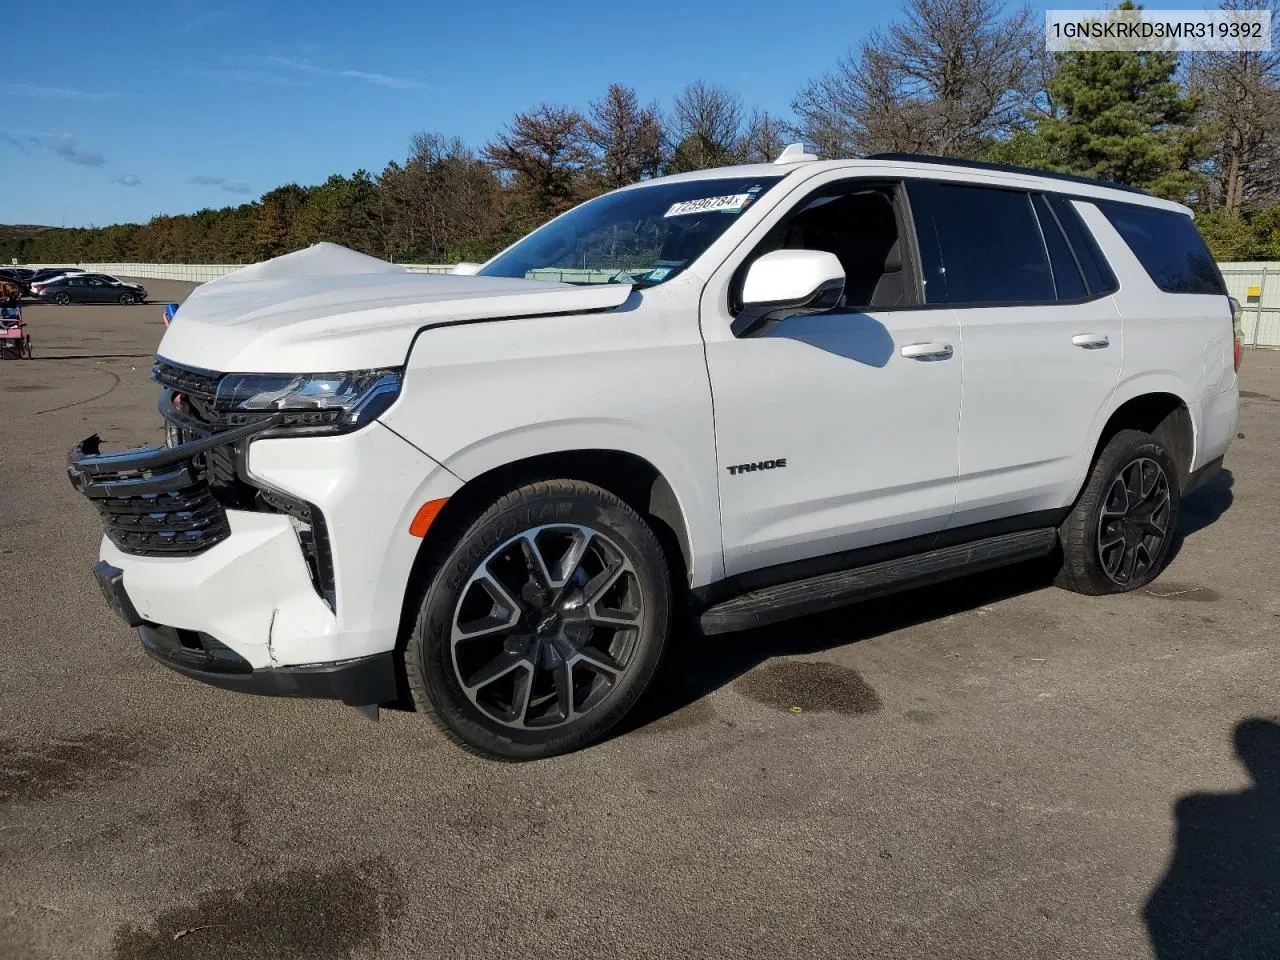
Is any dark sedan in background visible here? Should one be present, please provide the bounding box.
[34,274,147,305]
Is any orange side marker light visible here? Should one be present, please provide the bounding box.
[409,498,449,538]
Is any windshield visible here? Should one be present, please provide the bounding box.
[478,176,783,287]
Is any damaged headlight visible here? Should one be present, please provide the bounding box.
[214,368,402,433]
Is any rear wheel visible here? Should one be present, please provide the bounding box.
[1055,429,1180,595]
[404,479,672,760]
[52,293,71,305]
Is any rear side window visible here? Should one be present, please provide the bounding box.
[1047,195,1118,297]
[907,182,1054,304]
[1031,194,1088,301]
[1096,200,1226,295]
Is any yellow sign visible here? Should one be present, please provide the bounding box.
[1247,285,1262,298]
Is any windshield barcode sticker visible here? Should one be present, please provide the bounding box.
[664,194,752,217]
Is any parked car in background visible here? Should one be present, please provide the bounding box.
[35,273,147,305]
[27,267,84,285]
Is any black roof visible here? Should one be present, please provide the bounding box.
[865,153,1150,196]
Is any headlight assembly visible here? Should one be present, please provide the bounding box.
[213,368,402,433]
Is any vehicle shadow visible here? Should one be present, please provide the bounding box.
[624,470,1236,737]
[1143,718,1280,959]
[1165,468,1234,567]
[618,558,1056,736]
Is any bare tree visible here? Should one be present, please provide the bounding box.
[586,84,665,189]
[381,133,501,261]
[484,105,595,217]
[667,81,745,171]
[791,0,1041,158]
[1189,0,1280,213]
[738,110,789,163]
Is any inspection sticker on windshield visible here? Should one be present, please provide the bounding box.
[664,194,752,217]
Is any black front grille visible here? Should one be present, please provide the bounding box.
[153,358,219,401]
[97,485,232,555]
[69,360,337,609]
[70,451,233,557]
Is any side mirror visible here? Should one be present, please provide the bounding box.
[733,249,845,337]
[451,262,482,276]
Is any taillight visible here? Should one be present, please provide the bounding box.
[1229,296,1244,371]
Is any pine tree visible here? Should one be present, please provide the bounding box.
[1036,13,1204,200]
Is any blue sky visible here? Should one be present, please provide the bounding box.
[1,0,1218,227]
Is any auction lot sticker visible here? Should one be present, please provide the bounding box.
[665,194,752,217]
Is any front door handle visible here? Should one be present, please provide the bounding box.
[1072,333,1111,348]
[900,342,954,361]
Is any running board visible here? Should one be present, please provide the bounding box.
[698,527,1059,635]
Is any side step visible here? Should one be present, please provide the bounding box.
[698,527,1059,635]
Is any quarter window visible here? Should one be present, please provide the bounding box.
[907,182,1054,305]
[1095,200,1226,295]
[1047,195,1118,296]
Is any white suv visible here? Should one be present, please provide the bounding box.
[69,149,1240,759]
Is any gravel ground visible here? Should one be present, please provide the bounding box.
[1,281,1276,960]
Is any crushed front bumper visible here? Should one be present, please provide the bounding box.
[92,560,396,705]
[68,408,460,705]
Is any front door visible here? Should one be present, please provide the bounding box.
[700,177,962,579]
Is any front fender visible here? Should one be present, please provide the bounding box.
[381,307,723,586]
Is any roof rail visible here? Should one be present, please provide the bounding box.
[865,152,1150,196]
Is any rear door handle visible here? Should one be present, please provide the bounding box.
[1072,333,1110,348]
[900,342,954,361]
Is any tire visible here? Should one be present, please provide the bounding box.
[52,293,71,305]
[404,479,672,761]
[1055,429,1181,595]
[118,293,137,305]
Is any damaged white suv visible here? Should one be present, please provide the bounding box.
[70,148,1240,759]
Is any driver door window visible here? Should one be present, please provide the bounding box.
[733,182,923,313]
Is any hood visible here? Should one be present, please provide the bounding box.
[157,243,634,373]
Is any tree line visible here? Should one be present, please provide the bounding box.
[6,0,1280,266]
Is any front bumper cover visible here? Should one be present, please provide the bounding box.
[94,560,397,706]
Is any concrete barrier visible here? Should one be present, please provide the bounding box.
[17,262,456,282]
[17,259,1280,346]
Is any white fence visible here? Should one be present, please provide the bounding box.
[15,262,454,282]
[1218,264,1280,348]
[15,259,1280,346]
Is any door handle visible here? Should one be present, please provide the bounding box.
[900,342,954,361]
[1072,333,1110,348]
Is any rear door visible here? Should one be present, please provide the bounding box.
[905,181,1123,528]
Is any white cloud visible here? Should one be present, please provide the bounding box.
[264,56,429,90]
[188,175,252,195]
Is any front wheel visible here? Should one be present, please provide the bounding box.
[405,479,672,760]
[1055,429,1181,595]
[118,293,137,305]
